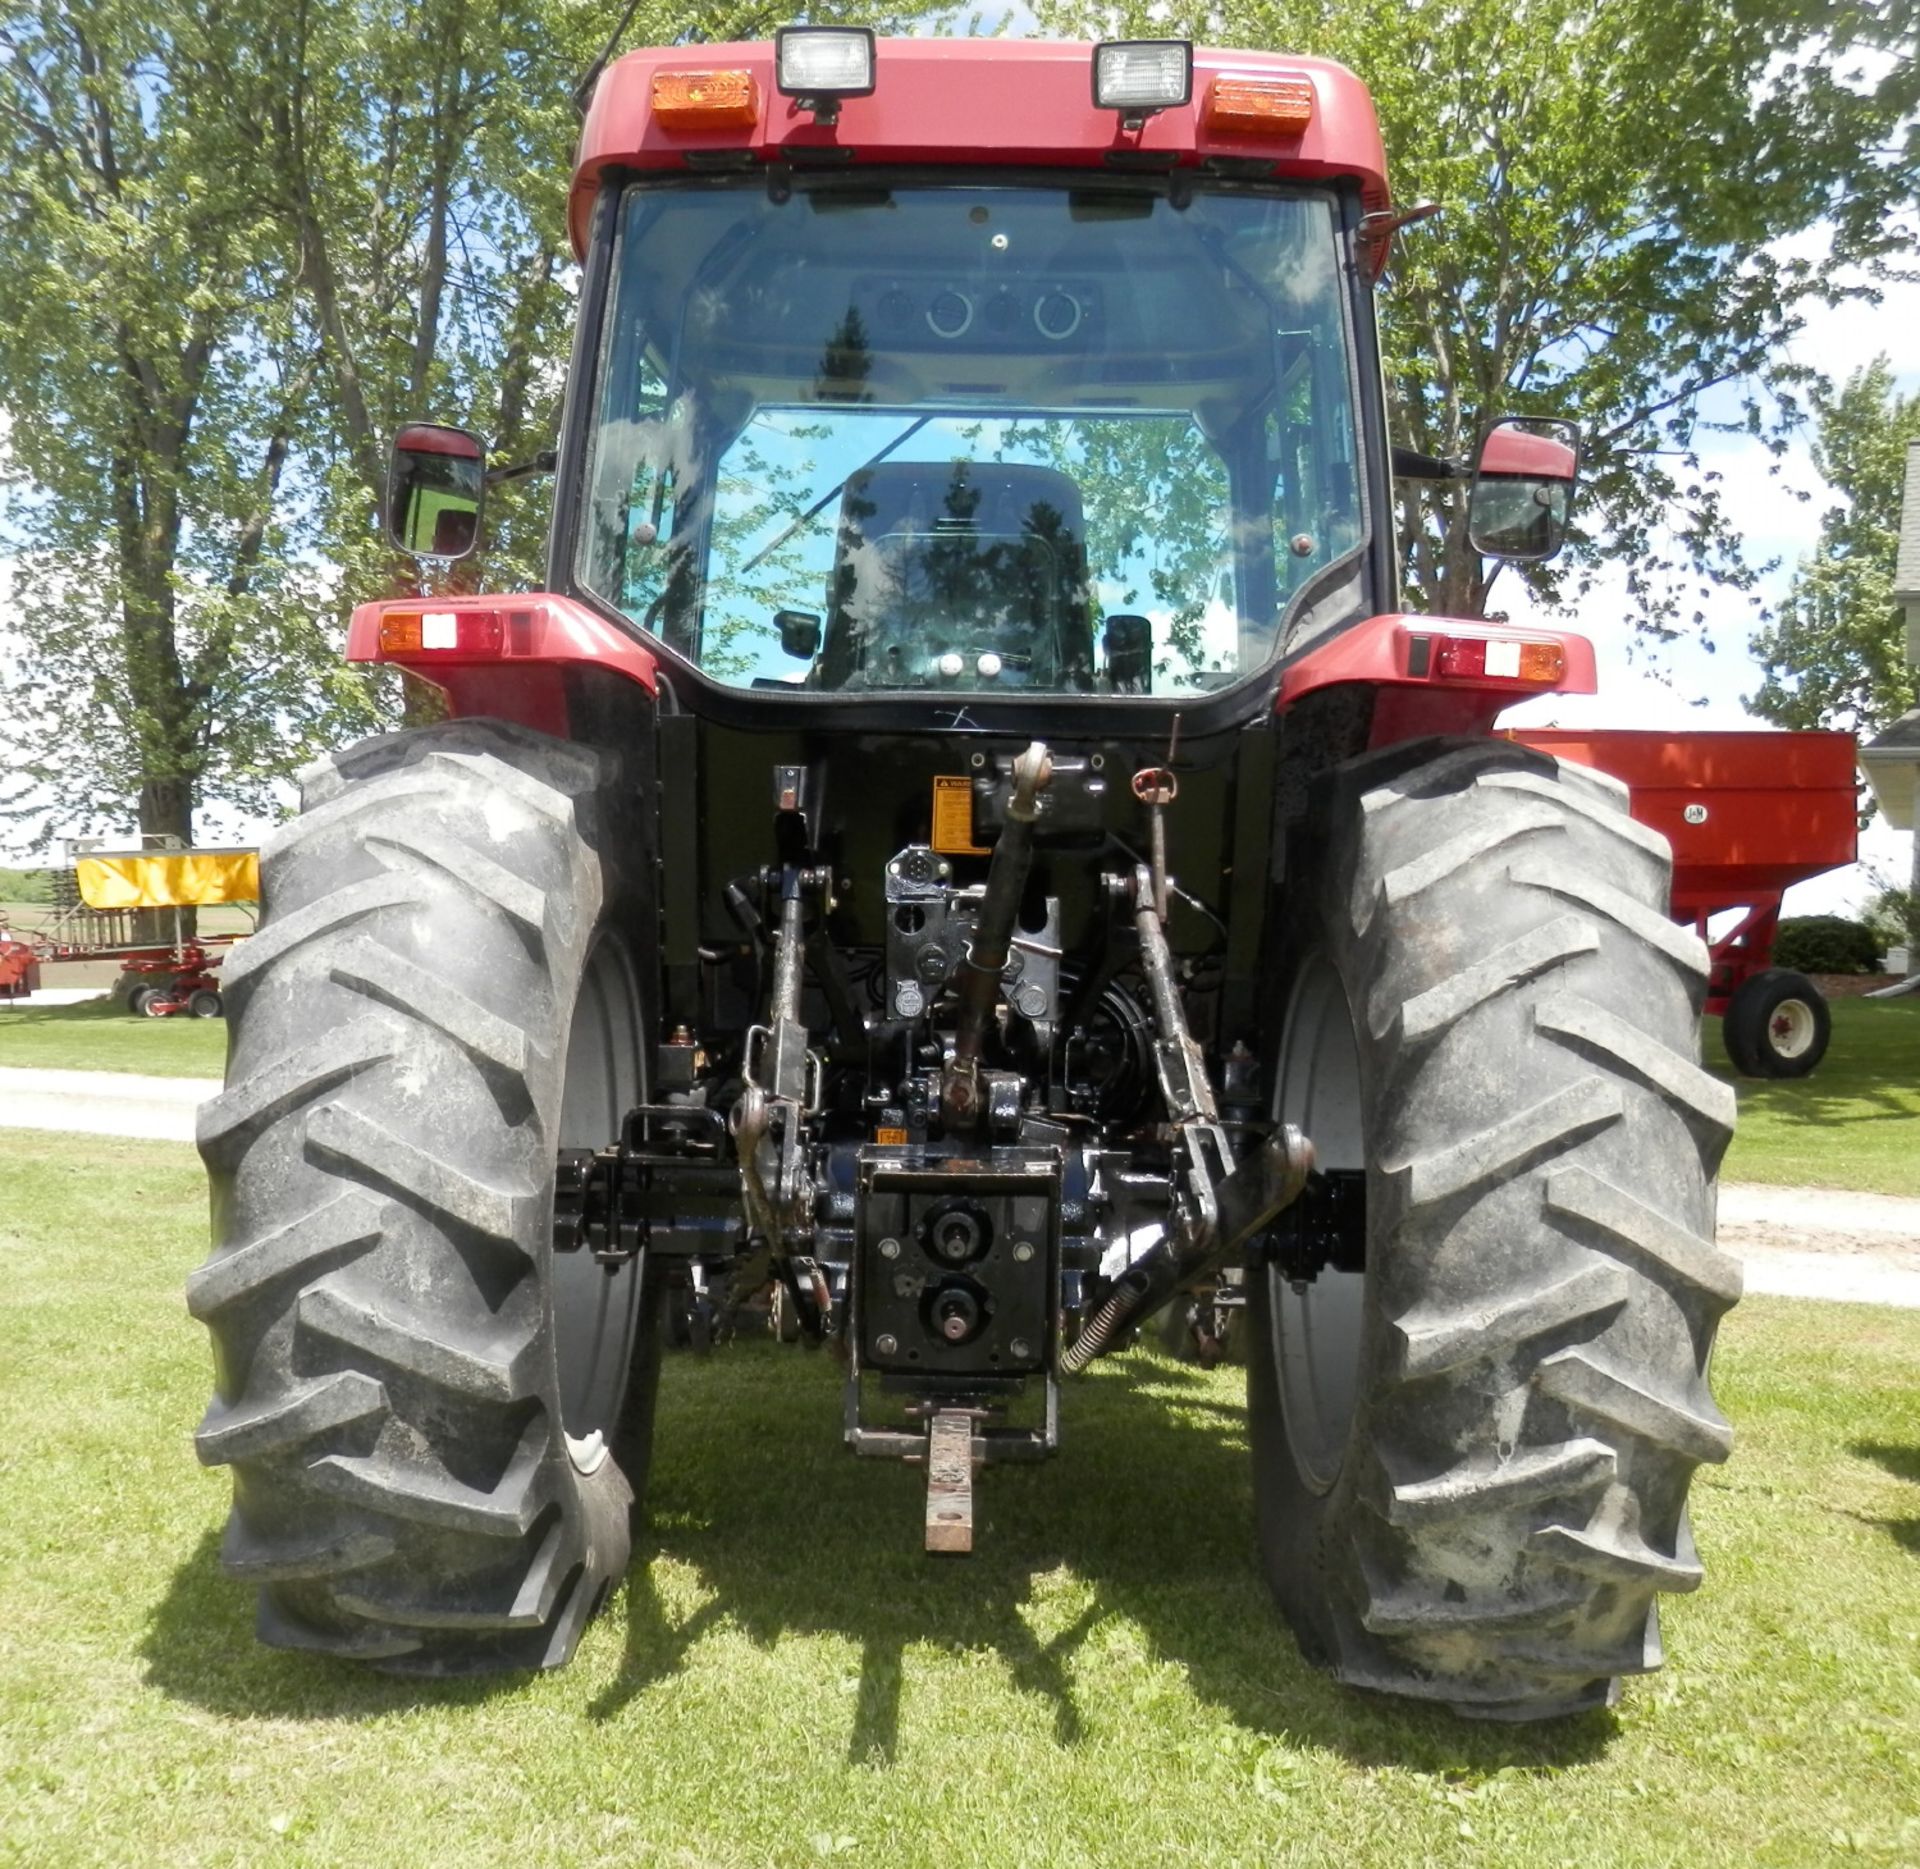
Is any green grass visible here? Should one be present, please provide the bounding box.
[3,1130,1918,1867]
[5,981,1914,1197]
[1712,997,1920,1198]
[0,896,256,939]
[0,993,226,1079]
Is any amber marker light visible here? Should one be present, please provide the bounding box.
[1203,73,1315,135]
[650,69,759,129]
[377,609,505,657]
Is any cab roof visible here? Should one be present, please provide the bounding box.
[570,38,1390,258]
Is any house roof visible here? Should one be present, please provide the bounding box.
[1863,705,1920,754]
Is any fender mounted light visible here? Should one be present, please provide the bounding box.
[378,607,513,657]
[1203,72,1315,136]
[1412,632,1566,686]
[650,69,759,129]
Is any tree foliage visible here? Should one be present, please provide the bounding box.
[0,0,809,848]
[1750,358,1920,737]
[1040,0,1914,627]
[253,0,616,595]
[0,0,366,848]
[2,0,1910,853]
[1863,881,1919,956]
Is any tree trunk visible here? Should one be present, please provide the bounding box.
[132,773,196,946]
[1435,512,1490,619]
[137,773,192,848]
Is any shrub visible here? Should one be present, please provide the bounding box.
[1864,886,1919,952]
[1773,914,1884,975]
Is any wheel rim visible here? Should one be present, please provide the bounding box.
[1768,997,1817,1059]
[1267,954,1367,1495]
[552,935,648,1459]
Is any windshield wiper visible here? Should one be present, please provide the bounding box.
[739,415,933,576]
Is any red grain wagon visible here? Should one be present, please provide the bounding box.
[1514,727,1859,1075]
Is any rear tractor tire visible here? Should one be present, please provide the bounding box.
[1249,737,1740,1720]
[189,718,664,1674]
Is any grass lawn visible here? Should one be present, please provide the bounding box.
[1711,997,1920,1198]
[0,993,226,1079]
[2,1130,1917,1867]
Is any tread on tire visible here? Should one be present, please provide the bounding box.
[189,718,662,1674]
[1249,736,1738,1720]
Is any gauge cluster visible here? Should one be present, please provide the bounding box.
[853,277,1104,347]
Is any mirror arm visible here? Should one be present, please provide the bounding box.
[1390,444,1464,481]
[483,450,557,489]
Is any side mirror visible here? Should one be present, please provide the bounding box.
[1104,613,1152,693]
[388,423,486,560]
[775,609,822,659]
[1468,417,1578,561]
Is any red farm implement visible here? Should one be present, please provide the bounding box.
[1514,728,1859,1075]
[8,844,257,1017]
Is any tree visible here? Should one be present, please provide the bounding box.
[1038,0,1912,628]
[1750,359,1920,737]
[1864,880,1919,963]
[1752,359,1920,984]
[1,0,894,854]
[0,0,376,852]
[248,0,809,712]
[253,0,591,594]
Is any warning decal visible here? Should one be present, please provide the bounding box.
[931,775,988,855]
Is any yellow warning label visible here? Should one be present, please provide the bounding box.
[931,774,988,855]
[874,1127,909,1147]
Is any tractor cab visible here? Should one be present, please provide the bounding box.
[568,158,1366,700]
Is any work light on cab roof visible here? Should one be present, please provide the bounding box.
[776,25,875,122]
[1091,39,1192,127]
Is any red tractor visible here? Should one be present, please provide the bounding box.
[190,34,1736,1720]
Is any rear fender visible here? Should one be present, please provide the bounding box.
[1276,612,1595,747]
[347,592,659,737]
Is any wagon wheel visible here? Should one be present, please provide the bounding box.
[1722,968,1830,1079]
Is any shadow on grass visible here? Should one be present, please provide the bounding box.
[1851,1440,1920,1555]
[1733,1084,1920,1129]
[1706,1001,1920,1132]
[139,1529,512,1721]
[594,1347,1616,1773]
[0,998,127,1028]
[141,1346,1617,1772]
